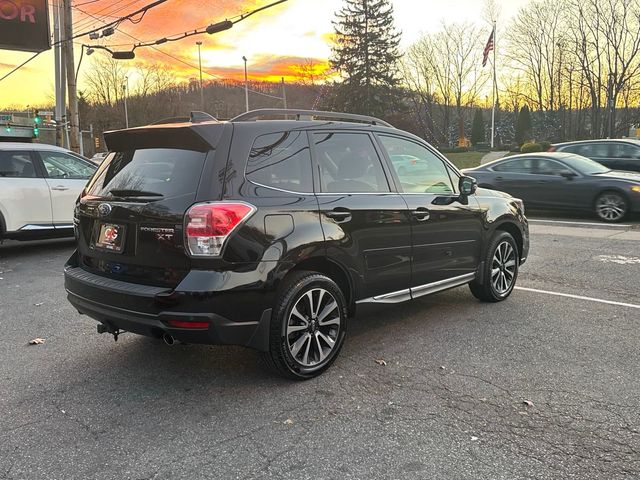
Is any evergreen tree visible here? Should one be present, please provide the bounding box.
[471,109,485,146]
[515,105,532,145]
[329,0,402,118]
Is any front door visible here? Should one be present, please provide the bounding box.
[375,134,483,291]
[37,151,97,228]
[312,131,412,302]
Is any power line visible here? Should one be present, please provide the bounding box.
[0,52,43,83]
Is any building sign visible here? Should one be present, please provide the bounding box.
[0,0,50,52]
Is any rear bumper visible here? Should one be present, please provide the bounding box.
[64,257,272,351]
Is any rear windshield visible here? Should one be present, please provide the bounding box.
[85,148,207,199]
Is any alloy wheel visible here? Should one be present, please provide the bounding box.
[596,194,627,222]
[491,241,517,295]
[286,288,341,367]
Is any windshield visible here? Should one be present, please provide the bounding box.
[564,155,610,175]
[85,148,207,200]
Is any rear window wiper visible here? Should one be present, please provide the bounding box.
[108,189,164,198]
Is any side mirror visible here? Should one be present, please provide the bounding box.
[560,170,577,180]
[459,176,478,196]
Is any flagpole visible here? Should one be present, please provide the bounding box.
[491,21,497,149]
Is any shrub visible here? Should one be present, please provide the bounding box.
[521,142,543,153]
[453,146,469,153]
[437,147,454,154]
[539,141,552,151]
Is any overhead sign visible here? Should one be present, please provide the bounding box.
[0,0,50,52]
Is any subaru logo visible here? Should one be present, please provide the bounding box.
[97,203,112,217]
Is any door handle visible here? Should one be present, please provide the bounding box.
[51,186,70,191]
[411,207,431,222]
[495,176,504,180]
[325,208,352,223]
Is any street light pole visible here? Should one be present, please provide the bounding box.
[196,41,204,110]
[123,77,129,129]
[242,56,249,112]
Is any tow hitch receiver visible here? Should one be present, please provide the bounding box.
[97,323,125,342]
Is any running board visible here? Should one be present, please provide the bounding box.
[357,273,476,305]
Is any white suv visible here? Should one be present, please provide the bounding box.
[0,143,97,241]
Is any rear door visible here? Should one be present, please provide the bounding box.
[488,158,539,206]
[0,149,52,232]
[76,127,221,287]
[37,150,97,229]
[312,131,412,302]
[376,134,482,288]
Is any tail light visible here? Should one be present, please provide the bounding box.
[547,146,556,152]
[184,202,256,257]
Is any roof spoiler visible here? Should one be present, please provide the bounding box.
[151,111,219,126]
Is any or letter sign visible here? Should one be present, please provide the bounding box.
[0,0,50,52]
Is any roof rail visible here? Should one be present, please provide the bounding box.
[151,111,219,126]
[230,109,394,128]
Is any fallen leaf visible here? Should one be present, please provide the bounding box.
[439,366,446,370]
[471,436,479,441]
[522,400,534,408]
[29,338,45,345]
[375,359,387,366]
[34,303,44,307]
[283,419,294,426]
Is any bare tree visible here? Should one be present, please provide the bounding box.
[83,54,128,106]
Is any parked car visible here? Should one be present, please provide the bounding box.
[0,142,97,241]
[89,152,109,165]
[462,152,640,222]
[64,109,529,379]
[551,139,640,173]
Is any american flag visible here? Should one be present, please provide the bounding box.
[482,28,495,67]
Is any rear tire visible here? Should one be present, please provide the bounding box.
[262,270,347,380]
[469,231,519,302]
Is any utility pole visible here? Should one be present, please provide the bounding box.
[281,77,287,109]
[123,77,129,129]
[197,42,204,110]
[242,56,249,112]
[63,0,80,153]
[53,1,66,147]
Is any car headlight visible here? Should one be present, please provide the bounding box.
[513,198,525,214]
[631,185,640,193]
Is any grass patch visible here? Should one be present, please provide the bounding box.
[442,151,484,170]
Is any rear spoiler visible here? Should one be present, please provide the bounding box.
[104,122,224,153]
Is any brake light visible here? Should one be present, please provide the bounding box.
[185,202,256,257]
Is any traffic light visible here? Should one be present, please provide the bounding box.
[32,109,41,137]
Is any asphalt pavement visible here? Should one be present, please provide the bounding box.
[1,216,639,479]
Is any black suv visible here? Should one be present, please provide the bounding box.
[64,109,529,379]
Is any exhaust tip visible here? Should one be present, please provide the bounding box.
[162,332,175,346]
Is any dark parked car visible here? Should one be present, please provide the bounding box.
[551,139,640,173]
[64,109,529,379]
[462,152,640,222]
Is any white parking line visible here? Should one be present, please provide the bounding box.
[515,286,640,309]
[528,219,632,228]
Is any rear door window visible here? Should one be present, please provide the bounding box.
[85,148,207,199]
[491,158,535,173]
[0,151,37,178]
[314,132,390,193]
[245,131,313,193]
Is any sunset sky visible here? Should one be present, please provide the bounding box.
[0,0,529,108]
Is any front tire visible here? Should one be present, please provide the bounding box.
[595,191,628,222]
[262,271,347,380]
[469,231,519,302]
